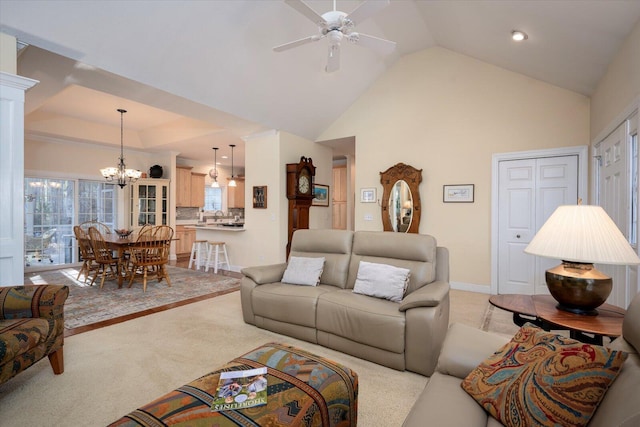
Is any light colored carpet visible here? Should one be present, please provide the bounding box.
[24,266,240,329]
[0,289,516,426]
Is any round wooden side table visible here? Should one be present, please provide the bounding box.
[489,294,625,345]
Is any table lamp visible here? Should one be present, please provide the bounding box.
[524,204,640,315]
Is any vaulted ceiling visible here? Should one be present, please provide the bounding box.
[1,1,639,166]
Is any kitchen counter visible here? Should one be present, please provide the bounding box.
[185,225,245,232]
[176,220,199,225]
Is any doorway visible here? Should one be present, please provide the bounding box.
[491,146,588,295]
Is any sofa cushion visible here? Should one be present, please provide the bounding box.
[317,289,405,353]
[352,261,410,302]
[290,229,353,288]
[251,283,334,328]
[0,318,51,366]
[403,372,489,427]
[437,323,510,379]
[347,231,436,293]
[461,323,628,427]
[282,256,325,286]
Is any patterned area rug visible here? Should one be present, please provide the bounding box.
[24,266,240,330]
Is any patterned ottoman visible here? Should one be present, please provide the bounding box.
[109,342,358,427]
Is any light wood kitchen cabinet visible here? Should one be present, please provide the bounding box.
[176,166,206,208]
[190,173,205,207]
[332,166,347,229]
[227,178,245,208]
[175,225,196,259]
[176,166,192,207]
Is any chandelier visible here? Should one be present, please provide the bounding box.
[100,109,141,188]
[209,147,220,188]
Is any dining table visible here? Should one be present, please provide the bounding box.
[100,233,177,287]
[101,233,139,287]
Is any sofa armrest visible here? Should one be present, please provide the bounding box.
[436,323,510,379]
[241,263,287,285]
[0,285,69,321]
[399,281,449,311]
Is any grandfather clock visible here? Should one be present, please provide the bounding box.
[286,156,316,257]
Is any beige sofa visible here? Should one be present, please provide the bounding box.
[241,229,450,376]
[403,292,640,427]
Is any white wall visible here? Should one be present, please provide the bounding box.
[318,47,590,288]
[591,19,640,139]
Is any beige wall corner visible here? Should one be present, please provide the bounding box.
[318,47,590,287]
[0,33,17,74]
[591,19,640,140]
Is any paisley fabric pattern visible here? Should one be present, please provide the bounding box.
[461,323,628,427]
[109,342,358,427]
[0,285,69,384]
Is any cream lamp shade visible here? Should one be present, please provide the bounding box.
[524,205,640,265]
[525,204,640,315]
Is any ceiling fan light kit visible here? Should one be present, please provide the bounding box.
[274,0,396,73]
[512,30,528,41]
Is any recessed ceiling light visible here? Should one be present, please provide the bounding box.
[512,30,528,42]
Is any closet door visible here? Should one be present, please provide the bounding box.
[497,156,578,295]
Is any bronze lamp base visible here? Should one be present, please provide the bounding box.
[545,261,612,316]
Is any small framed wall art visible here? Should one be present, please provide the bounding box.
[360,188,377,203]
[312,184,330,207]
[443,184,474,203]
[253,186,267,208]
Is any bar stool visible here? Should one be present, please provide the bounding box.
[205,241,230,274]
[188,240,209,270]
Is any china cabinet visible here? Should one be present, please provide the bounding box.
[129,179,170,227]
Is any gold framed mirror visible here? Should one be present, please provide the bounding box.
[380,163,422,233]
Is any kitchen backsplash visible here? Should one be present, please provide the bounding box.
[176,207,199,220]
[176,207,245,221]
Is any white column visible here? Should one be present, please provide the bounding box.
[0,72,38,285]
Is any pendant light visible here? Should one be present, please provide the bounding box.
[100,109,141,188]
[209,147,220,188]
[228,144,237,187]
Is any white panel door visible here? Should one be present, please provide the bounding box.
[498,159,536,294]
[498,156,578,295]
[534,156,579,294]
[596,123,629,308]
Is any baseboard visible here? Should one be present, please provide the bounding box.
[450,281,491,294]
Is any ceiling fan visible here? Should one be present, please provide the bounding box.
[274,0,396,73]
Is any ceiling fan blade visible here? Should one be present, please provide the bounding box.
[284,0,327,26]
[325,44,340,73]
[345,0,390,26]
[348,32,396,55]
[273,35,322,52]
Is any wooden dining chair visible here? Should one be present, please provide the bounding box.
[73,225,98,284]
[88,226,119,288]
[127,226,173,292]
[138,223,153,236]
[80,220,111,236]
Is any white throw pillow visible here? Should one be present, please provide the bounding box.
[281,256,325,286]
[353,261,410,302]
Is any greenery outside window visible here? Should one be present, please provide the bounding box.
[24,177,117,268]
